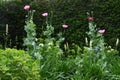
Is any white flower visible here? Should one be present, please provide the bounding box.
[35,38,38,41]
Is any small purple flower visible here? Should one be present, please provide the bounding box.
[98,29,105,34]
[24,5,30,11]
[42,13,48,17]
[62,24,68,29]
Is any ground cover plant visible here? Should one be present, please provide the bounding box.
[0,2,120,80]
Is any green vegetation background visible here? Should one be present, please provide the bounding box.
[0,0,120,51]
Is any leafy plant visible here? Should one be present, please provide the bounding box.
[0,48,40,79]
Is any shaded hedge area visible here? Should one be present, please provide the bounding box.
[0,0,120,51]
[0,1,26,48]
[94,0,120,50]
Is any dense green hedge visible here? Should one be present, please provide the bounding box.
[0,0,26,48]
[0,0,120,51]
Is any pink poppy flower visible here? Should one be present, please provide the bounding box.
[98,29,105,34]
[42,13,48,17]
[24,5,30,11]
[62,24,68,29]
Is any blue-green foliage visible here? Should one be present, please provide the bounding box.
[24,10,41,59]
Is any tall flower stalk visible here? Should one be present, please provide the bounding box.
[86,13,107,73]
[87,14,106,58]
[75,13,109,79]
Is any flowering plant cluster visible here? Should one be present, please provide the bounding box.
[0,3,120,80]
[0,0,120,79]
[75,13,120,79]
[22,5,120,80]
